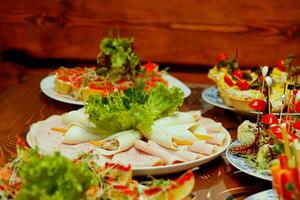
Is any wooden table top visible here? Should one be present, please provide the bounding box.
[0,68,272,199]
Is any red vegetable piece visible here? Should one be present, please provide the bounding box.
[16,137,28,148]
[295,101,300,113]
[248,99,267,111]
[224,75,234,87]
[233,69,243,79]
[293,120,300,130]
[237,79,250,90]
[216,52,229,63]
[261,114,278,125]
[276,59,286,72]
[144,62,157,72]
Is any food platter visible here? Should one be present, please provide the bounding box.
[26,115,231,176]
[226,141,272,181]
[40,74,191,105]
[202,86,300,116]
[245,189,277,200]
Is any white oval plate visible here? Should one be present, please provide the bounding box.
[202,86,300,116]
[40,74,191,105]
[26,115,231,176]
[245,189,277,200]
[226,140,272,181]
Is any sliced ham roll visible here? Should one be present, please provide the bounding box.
[112,147,164,167]
[164,123,198,142]
[198,117,223,133]
[173,150,205,161]
[61,109,110,133]
[153,112,196,128]
[206,133,226,146]
[188,141,215,155]
[62,126,112,144]
[147,125,176,149]
[94,130,142,156]
[134,140,183,165]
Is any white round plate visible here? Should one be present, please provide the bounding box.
[26,115,231,176]
[202,86,300,116]
[245,189,277,200]
[226,140,272,181]
[40,74,191,105]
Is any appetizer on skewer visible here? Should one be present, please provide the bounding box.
[208,53,300,113]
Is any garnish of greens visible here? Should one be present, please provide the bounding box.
[85,82,184,133]
[14,150,98,200]
[96,36,140,82]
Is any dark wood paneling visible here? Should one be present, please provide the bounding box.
[0,0,300,66]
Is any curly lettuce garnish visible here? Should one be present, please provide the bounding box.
[85,83,184,133]
[96,36,140,82]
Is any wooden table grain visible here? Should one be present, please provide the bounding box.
[0,69,272,199]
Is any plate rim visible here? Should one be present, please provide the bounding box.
[245,189,277,200]
[202,86,300,116]
[225,140,272,181]
[26,114,231,176]
[40,74,191,106]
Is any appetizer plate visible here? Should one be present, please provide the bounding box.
[245,189,277,200]
[202,86,300,116]
[226,141,272,181]
[40,74,191,105]
[26,115,231,176]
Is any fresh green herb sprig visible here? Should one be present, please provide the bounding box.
[96,36,140,82]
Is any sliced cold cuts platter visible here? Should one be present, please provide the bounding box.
[27,110,231,176]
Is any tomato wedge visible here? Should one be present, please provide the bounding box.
[261,114,278,125]
[237,79,250,90]
[233,69,243,79]
[249,99,267,111]
[224,75,234,87]
[216,52,229,63]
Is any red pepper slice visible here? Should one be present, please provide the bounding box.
[293,120,300,130]
[224,75,234,87]
[144,62,158,72]
[237,79,250,90]
[295,101,300,113]
[248,99,267,112]
[233,69,243,79]
[261,114,278,125]
[276,59,286,72]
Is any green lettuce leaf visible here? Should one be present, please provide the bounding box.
[14,151,97,200]
[85,83,184,133]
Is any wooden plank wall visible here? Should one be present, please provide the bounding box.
[0,0,300,67]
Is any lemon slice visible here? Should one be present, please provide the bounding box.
[172,137,193,146]
[89,140,105,147]
[193,133,213,140]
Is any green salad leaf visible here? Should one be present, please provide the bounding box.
[85,83,184,133]
[14,151,97,200]
[96,36,140,82]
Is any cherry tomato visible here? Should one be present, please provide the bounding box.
[276,59,286,71]
[237,79,250,90]
[248,99,267,112]
[293,120,300,130]
[224,75,234,87]
[261,114,278,125]
[216,52,229,63]
[288,107,295,113]
[233,69,243,79]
